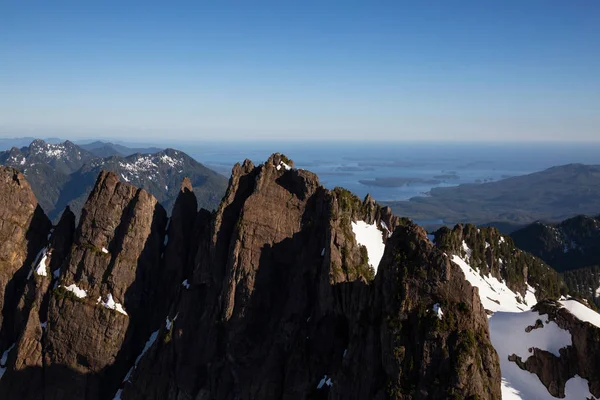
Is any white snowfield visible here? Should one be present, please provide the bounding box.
[451,254,534,313]
[351,220,385,274]
[450,242,600,399]
[490,310,597,399]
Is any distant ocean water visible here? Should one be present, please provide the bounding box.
[164,141,600,203]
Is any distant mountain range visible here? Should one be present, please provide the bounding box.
[0,137,162,155]
[78,141,163,157]
[384,164,600,232]
[0,139,228,221]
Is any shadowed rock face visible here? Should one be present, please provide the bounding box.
[19,153,600,399]
[0,167,51,351]
[117,154,501,400]
[0,206,75,399]
[42,171,168,400]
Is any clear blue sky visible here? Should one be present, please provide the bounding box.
[1,1,598,141]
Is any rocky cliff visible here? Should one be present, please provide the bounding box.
[0,155,598,399]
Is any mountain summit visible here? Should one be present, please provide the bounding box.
[0,154,598,399]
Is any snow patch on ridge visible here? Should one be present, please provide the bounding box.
[559,299,600,328]
[461,240,472,258]
[63,284,87,298]
[276,161,292,171]
[166,314,178,330]
[317,375,333,389]
[351,220,385,273]
[380,220,392,238]
[123,330,159,383]
[97,294,128,315]
[33,247,49,277]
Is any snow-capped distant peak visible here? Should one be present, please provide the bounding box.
[118,152,184,182]
[159,154,182,168]
[29,140,74,159]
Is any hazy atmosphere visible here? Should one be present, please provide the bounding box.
[1,1,599,141]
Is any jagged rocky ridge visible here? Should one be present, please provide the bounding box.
[511,215,600,308]
[0,154,598,399]
[511,215,600,273]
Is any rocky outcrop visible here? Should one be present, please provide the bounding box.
[119,154,501,399]
[36,171,168,399]
[0,167,51,359]
[509,300,600,398]
[0,206,75,399]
